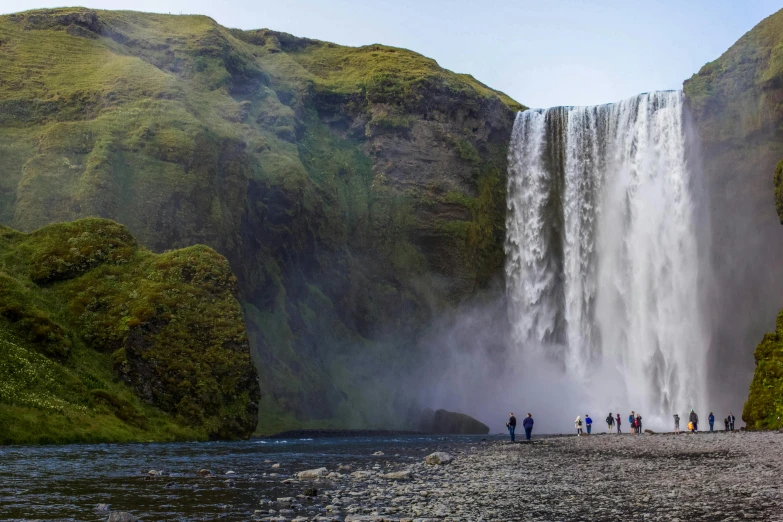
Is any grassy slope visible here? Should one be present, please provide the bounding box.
[0,8,524,434]
[0,218,258,443]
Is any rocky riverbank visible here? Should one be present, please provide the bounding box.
[247,431,782,522]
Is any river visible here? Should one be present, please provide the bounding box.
[0,434,494,521]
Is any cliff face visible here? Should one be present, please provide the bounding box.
[0,218,259,443]
[0,8,522,430]
[684,8,783,412]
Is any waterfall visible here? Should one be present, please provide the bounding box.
[505,91,708,425]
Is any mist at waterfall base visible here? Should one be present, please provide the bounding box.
[418,91,724,434]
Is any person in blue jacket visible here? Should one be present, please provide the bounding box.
[522,413,534,441]
[585,414,593,435]
[709,412,715,432]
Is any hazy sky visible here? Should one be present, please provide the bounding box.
[3,1,782,107]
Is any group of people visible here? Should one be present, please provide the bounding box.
[505,413,534,441]
[674,411,737,433]
[601,412,644,434]
[506,410,739,442]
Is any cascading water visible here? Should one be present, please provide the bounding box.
[505,91,708,427]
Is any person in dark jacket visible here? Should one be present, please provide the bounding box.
[507,413,517,442]
[606,412,615,434]
[585,414,593,435]
[636,414,643,434]
[674,413,680,434]
[728,412,736,431]
[708,412,715,432]
[616,413,622,433]
[629,411,635,435]
[724,417,729,431]
[689,409,699,432]
[523,413,534,441]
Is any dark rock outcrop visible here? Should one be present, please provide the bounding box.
[418,408,490,435]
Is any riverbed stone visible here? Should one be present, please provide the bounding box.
[297,467,328,479]
[382,470,413,480]
[424,452,453,465]
[106,513,138,522]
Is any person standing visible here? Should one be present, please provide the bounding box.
[616,413,622,434]
[689,409,699,433]
[728,412,736,431]
[724,417,729,431]
[585,414,593,435]
[523,413,534,441]
[507,413,517,442]
[606,412,615,434]
[674,413,680,435]
[709,412,715,432]
[575,416,583,436]
[628,412,635,435]
[636,414,643,434]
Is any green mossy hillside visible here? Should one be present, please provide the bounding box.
[0,8,523,432]
[0,218,259,443]
[743,310,783,429]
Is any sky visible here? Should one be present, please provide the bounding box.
[2,0,782,108]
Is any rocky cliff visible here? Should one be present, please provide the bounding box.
[0,218,259,443]
[684,7,783,415]
[0,8,522,431]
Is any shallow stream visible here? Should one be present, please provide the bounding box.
[0,434,493,521]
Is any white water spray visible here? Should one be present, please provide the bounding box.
[505,91,708,429]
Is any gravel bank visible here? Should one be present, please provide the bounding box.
[253,431,783,521]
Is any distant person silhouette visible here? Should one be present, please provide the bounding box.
[728,412,736,431]
[606,412,615,434]
[689,409,699,432]
[585,414,593,435]
[636,414,643,434]
[616,413,622,433]
[724,417,729,431]
[506,413,517,442]
[674,413,680,434]
[523,413,534,441]
[709,412,715,432]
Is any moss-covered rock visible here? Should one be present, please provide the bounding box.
[0,8,523,431]
[743,310,783,429]
[0,218,259,442]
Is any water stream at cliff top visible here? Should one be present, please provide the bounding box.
[505,91,709,428]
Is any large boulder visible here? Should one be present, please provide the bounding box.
[425,452,454,465]
[297,467,328,479]
[417,408,490,435]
